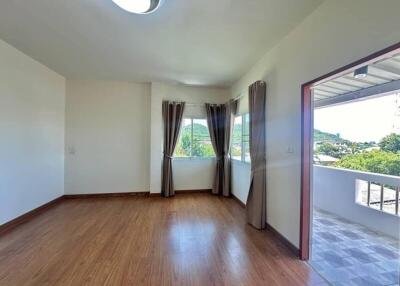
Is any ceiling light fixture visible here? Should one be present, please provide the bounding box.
[112,0,163,14]
[353,66,368,79]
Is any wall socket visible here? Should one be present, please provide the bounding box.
[67,146,76,155]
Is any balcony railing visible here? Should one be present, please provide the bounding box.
[359,181,400,216]
[313,165,400,239]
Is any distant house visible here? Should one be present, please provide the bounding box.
[364,146,380,152]
[314,154,339,166]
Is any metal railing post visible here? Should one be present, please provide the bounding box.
[396,187,399,216]
[367,182,371,206]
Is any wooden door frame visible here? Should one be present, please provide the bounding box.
[299,42,400,260]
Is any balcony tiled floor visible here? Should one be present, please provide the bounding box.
[310,209,400,286]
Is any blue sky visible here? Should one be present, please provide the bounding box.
[314,92,400,143]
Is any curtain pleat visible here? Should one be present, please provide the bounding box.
[222,100,238,196]
[246,81,267,229]
[161,101,185,197]
[206,101,237,196]
[206,103,226,195]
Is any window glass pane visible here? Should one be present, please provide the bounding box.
[174,118,192,157]
[192,119,215,157]
[231,116,242,160]
[243,113,250,162]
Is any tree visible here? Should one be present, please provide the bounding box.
[315,142,348,159]
[334,150,400,176]
[174,130,191,157]
[379,133,400,153]
[174,123,215,157]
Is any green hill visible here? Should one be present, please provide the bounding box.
[181,123,209,138]
[314,129,344,143]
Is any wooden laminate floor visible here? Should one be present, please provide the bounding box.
[0,194,327,286]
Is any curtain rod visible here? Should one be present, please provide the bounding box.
[185,102,226,106]
[172,94,244,106]
[165,80,264,106]
[232,92,245,102]
[232,80,266,101]
[185,103,207,106]
[166,102,225,106]
[166,102,219,107]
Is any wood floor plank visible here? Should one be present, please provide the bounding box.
[0,194,324,286]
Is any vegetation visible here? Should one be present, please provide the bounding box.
[175,123,215,157]
[175,117,247,159]
[315,142,348,159]
[314,130,400,176]
[314,129,344,144]
[334,150,400,176]
[314,130,376,159]
[231,122,243,157]
[378,133,400,153]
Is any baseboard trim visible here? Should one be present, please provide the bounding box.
[230,194,299,257]
[266,223,300,257]
[0,196,64,235]
[64,192,150,199]
[149,189,212,197]
[175,189,212,194]
[149,193,162,197]
[231,193,246,208]
[64,190,213,199]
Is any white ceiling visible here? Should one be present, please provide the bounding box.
[0,0,322,87]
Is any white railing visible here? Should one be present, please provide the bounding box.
[313,165,400,239]
[361,181,399,215]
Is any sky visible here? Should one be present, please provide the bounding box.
[314,92,400,143]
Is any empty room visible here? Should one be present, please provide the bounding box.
[0,1,399,285]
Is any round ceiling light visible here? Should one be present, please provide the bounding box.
[112,0,163,14]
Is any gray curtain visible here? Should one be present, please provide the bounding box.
[161,101,185,197]
[206,101,238,196]
[246,81,267,229]
[222,100,238,196]
[205,104,226,195]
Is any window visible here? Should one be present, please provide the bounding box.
[232,113,250,163]
[174,118,215,158]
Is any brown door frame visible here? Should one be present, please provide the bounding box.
[299,42,400,260]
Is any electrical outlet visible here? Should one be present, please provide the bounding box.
[68,146,76,155]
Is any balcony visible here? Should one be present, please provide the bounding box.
[310,165,400,286]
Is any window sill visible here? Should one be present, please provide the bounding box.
[173,157,216,161]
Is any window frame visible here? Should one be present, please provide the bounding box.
[231,113,250,164]
[173,117,215,160]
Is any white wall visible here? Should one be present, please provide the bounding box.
[0,39,65,225]
[231,160,251,204]
[313,165,400,239]
[150,82,229,193]
[173,159,216,191]
[65,80,150,194]
[230,0,400,247]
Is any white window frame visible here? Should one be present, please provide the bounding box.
[173,117,215,160]
[231,113,250,164]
